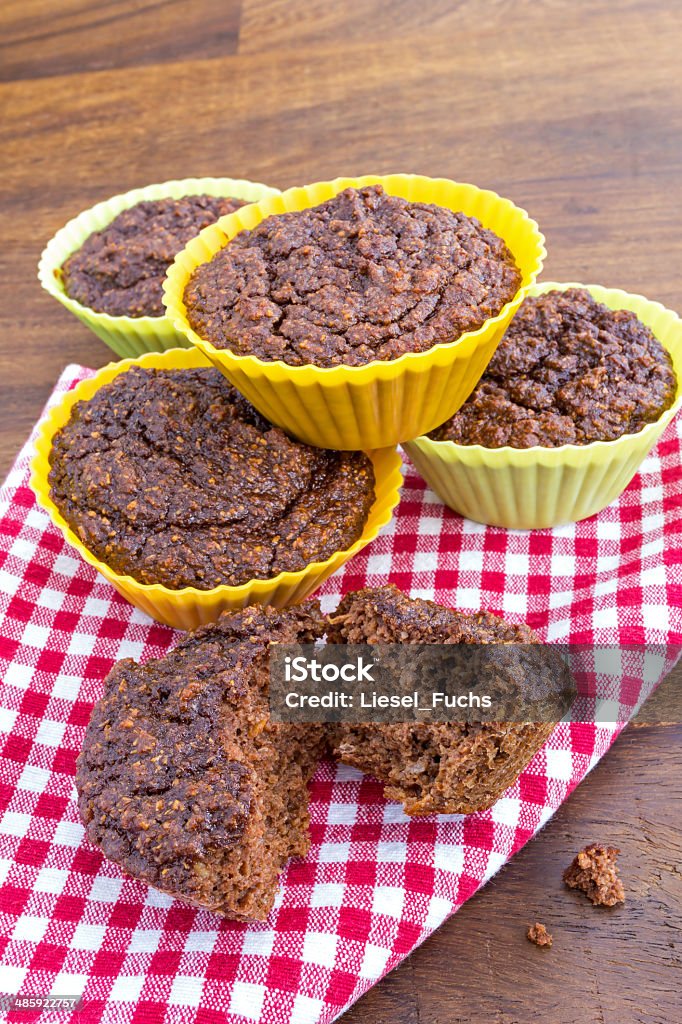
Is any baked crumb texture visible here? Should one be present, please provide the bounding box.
[527,922,553,947]
[76,604,327,921]
[563,843,625,907]
[327,584,562,815]
[431,287,677,448]
[48,366,374,590]
[183,184,521,367]
[62,194,246,317]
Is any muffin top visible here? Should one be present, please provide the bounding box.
[61,194,246,318]
[327,583,539,644]
[431,288,677,448]
[183,184,522,367]
[49,366,375,590]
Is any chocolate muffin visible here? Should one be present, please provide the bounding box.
[48,366,375,590]
[61,194,246,317]
[327,585,569,815]
[183,184,522,367]
[431,288,677,448]
[76,604,328,921]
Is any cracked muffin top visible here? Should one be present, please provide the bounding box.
[61,194,246,318]
[430,288,677,448]
[48,365,375,590]
[182,184,522,367]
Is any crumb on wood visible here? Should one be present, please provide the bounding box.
[527,921,553,947]
[563,843,625,906]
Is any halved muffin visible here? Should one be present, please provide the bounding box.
[76,603,327,921]
[327,585,573,815]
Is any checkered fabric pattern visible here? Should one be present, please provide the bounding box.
[0,365,680,1024]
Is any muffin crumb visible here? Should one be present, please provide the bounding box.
[563,843,625,906]
[527,922,553,947]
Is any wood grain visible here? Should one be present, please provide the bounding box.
[0,2,680,1020]
[0,1,239,80]
[2,1,682,473]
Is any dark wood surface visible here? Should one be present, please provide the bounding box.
[1,2,680,1021]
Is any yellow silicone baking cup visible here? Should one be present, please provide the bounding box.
[29,348,403,630]
[38,177,281,360]
[163,174,546,450]
[403,282,682,530]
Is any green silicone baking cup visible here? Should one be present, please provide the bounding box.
[38,177,281,359]
[404,282,682,529]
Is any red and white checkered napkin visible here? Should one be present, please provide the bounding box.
[0,366,681,1024]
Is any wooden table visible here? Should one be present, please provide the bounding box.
[1,2,680,1021]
